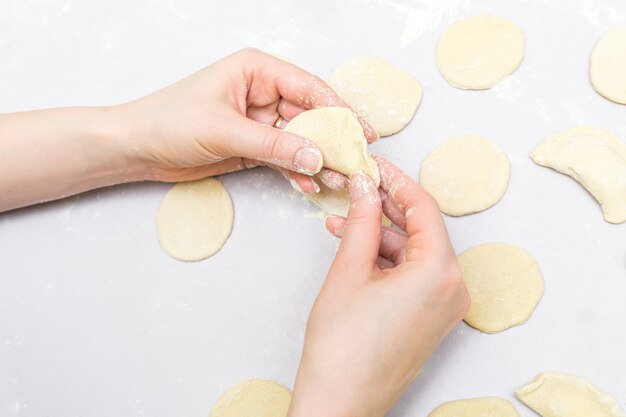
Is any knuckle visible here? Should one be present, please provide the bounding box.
[346,214,370,229]
[436,259,464,296]
[237,47,260,58]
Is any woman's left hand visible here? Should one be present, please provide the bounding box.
[121,48,378,192]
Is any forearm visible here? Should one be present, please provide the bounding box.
[0,106,146,212]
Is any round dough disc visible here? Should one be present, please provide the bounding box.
[328,56,422,136]
[157,177,233,262]
[437,15,525,89]
[209,379,291,417]
[458,243,544,334]
[429,397,520,417]
[590,25,626,104]
[419,135,510,216]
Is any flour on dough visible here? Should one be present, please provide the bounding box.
[517,372,626,417]
[285,107,380,185]
[437,15,525,89]
[210,379,291,417]
[327,57,422,136]
[458,243,543,334]
[156,177,233,262]
[420,135,510,216]
[531,127,626,224]
[429,397,520,417]
[590,25,626,104]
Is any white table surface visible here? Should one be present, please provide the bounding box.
[1,0,625,416]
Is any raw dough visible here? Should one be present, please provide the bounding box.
[458,243,543,334]
[531,127,626,224]
[590,25,626,104]
[437,15,525,89]
[285,107,380,185]
[419,135,510,216]
[517,372,626,417]
[429,397,520,417]
[307,183,392,226]
[327,56,422,136]
[156,177,233,262]
[209,379,291,417]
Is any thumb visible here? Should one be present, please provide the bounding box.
[335,173,382,270]
[226,115,323,175]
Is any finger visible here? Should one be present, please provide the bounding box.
[326,215,407,266]
[246,51,379,143]
[277,99,305,121]
[373,154,451,260]
[153,157,247,182]
[380,189,407,230]
[379,227,408,265]
[377,256,395,270]
[245,159,320,194]
[281,169,320,194]
[225,114,324,176]
[317,168,349,190]
[334,174,382,270]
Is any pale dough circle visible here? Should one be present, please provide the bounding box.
[284,107,380,185]
[517,372,626,417]
[458,243,544,334]
[419,135,510,216]
[209,379,291,417]
[156,177,233,262]
[437,15,525,89]
[327,56,422,136]
[430,397,520,417]
[590,25,626,104]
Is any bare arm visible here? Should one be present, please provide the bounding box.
[0,107,143,211]
[0,48,377,213]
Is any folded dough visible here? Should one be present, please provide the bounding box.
[517,372,626,417]
[531,127,626,224]
[284,107,380,185]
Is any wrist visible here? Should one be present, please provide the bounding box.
[103,104,153,182]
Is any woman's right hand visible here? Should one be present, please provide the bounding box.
[288,156,470,417]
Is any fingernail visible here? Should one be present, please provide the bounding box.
[325,215,346,236]
[294,147,323,175]
[350,173,377,203]
[311,179,321,193]
[289,178,304,193]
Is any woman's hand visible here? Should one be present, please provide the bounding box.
[0,48,375,211]
[122,48,377,193]
[287,156,470,417]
